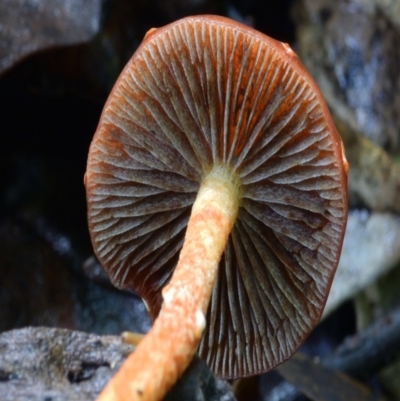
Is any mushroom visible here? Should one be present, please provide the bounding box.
[85,15,348,401]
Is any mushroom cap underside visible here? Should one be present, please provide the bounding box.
[85,15,348,379]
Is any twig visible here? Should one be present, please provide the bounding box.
[265,307,400,400]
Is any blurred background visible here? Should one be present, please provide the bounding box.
[1,0,400,400]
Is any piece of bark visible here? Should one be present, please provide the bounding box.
[0,0,101,74]
[0,327,236,401]
[277,352,386,401]
[325,210,400,317]
[293,0,400,152]
[334,117,400,214]
[264,307,400,401]
[324,308,400,379]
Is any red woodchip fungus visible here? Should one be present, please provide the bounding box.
[85,15,348,401]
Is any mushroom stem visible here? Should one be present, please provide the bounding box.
[97,165,241,401]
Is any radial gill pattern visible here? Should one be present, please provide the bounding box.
[86,16,348,379]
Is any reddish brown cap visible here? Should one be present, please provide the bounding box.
[85,15,348,379]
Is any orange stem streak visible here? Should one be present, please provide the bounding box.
[97,166,240,401]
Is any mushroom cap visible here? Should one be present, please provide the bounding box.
[85,15,348,379]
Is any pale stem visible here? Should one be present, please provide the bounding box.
[97,165,240,401]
